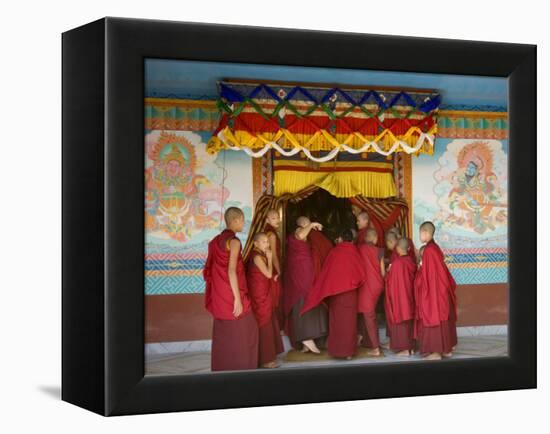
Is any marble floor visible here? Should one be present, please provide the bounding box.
[145,334,508,376]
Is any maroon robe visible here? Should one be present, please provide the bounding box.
[246,249,284,364]
[283,234,314,316]
[358,243,385,348]
[204,229,258,371]
[284,233,328,346]
[264,223,284,328]
[385,254,416,351]
[406,237,417,263]
[308,229,333,278]
[355,227,368,246]
[302,242,365,357]
[415,240,458,354]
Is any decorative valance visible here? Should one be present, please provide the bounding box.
[273,152,396,198]
[206,80,440,161]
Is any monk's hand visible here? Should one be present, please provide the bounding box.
[311,222,323,231]
[273,274,279,282]
[266,248,273,261]
[233,297,243,318]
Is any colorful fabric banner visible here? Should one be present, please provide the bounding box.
[206,81,440,161]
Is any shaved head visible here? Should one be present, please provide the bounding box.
[397,237,409,252]
[357,211,369,221]
[224,207,244,226]
[356,211,370,230]
[296,216,310,227]
[385,232,398,243]
[420,221,435,236]
[253,232,268,242]
[366,228,377,243]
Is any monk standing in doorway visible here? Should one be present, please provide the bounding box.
[355,211,371,247]
[415,221,458,360]
[203,207,259,371]
[302,229,365,359]
[283,216,328,354]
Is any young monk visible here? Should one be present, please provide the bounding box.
[385,237,417,356]
[415,221,458,360]
[246,233,284,368]
[283,216,328,354]
[355,211,371,246]
[264,209,284,329]
[203,207,259,371]
[384,231,399,267]
[357,229,386,356]
[388,226,417,263]
[302,229,366,359]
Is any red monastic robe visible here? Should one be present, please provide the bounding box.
[308,229,333,278]
[302,242,365,357]
[414,240,458,354]
[246,249,284,364]
[385,254,417,351]
[406,237,417,263]
[204,229,252,320]
[264,223,282,308]
[385,255,416,325]
[357,243,385,313]
[355,227,368,246]
[283,234,314,315]
[203,229,258,371]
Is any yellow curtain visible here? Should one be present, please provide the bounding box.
[274,170,396,198]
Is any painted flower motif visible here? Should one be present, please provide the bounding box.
[329,93,338,103]
[277,88,287,99]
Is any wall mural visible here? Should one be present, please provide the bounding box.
[413,138,508,284]
[145,130,254,295]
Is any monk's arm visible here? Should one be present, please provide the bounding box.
[228,239,243,316]
[267,232,280,275]
[295,222,322,240]
[254,254,273,279]
[380,257,386,277]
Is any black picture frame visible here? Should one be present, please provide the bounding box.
[62,17,536,416]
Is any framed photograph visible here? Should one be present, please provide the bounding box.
[62,17,536,416]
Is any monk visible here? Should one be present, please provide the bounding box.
[415,221,458,360]
[385,238,417,356]
[388,226,417,263]
[283,216,328,354]
[203,207,259,371]
[302,229,366,359]
[355,211,371,246]
[246,233,284,368]
[357,229,386,356]
[264,209,284,329]
[384,231,399,267]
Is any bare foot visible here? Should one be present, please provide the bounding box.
[423,352,442,360]
[442,352,453,358]
[345,356,353,360]
[302,339,321,354]
[366,348,381,356]
[261,361,280,368]
[395,350,411,357]
[300,346,310,353]
[357,335,363,345]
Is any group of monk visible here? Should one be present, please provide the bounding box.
[203,206,458,372]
